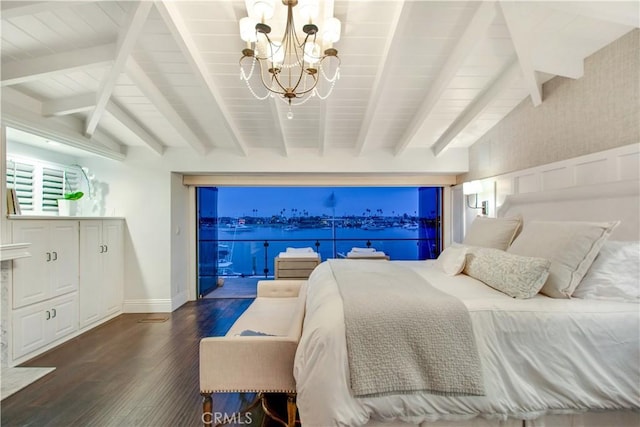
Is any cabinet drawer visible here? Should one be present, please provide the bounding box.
[277,260,320,270]
[277,269,316,278]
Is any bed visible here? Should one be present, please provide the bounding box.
[293,180,640,427]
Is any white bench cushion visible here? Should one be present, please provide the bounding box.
[227,298,300,337]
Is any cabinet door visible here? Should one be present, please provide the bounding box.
[49,294,78,341]
[102,220,124,316]
[79,221,103,327]
[12,294,78,359]
[11,221,50,308]
[49,221,79,297]
[12,301,48,359]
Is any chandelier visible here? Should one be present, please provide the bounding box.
[239,0,341,117]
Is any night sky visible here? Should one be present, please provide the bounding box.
[215,187,423,218]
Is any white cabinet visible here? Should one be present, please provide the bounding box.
[79,220,124,328]
[7,217,124,365]
[12,293,78,359]
[11,220,79,309]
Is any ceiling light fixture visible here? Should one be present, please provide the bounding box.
[239,0,341,118]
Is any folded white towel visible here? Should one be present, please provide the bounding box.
[286,247,315,253]
[347,251,387,258]
[351,247,377,253]
[278,252,319,259]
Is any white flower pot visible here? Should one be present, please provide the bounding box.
[57,199,77,216]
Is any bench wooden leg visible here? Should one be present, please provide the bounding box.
[286,393,297,427]
[201,392,213,426]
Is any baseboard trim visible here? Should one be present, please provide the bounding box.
[123,299,172,313]
[171,290,188,312]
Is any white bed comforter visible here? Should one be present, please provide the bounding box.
[293,260,640,427]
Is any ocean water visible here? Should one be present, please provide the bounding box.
[198,225,439,277]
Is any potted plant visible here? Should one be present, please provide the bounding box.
[57,167,87,216]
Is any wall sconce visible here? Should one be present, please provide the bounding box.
[462,180,488,215]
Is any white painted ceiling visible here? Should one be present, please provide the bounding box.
[1,1,638,165]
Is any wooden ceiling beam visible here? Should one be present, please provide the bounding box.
[106,101,165,156]
[432,58,520,157]
[125,58,208,155]
[354,0,408,155]
[1,44,115,87]
[546,2,640,28]
[394,0,498,155]
[500,1,543,107]
[156,1,247,156]
[42,93,96,117]
[84,2,152,137]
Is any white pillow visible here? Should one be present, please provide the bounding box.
[573,241,640,302]
[436,245,468,276]
[463,246,551,299]
[351,247,376,253]
[463,216,522,251]
[507,220,619,298]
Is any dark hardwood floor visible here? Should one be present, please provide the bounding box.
[1,298,260,427]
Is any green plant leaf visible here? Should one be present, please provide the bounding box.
[64,191,84,200]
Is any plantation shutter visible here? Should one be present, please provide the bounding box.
[42,167,65,212]
[6,160,35,212]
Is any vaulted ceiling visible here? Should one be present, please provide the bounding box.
[1,1,638,164]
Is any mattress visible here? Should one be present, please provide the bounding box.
[293,260,640,427]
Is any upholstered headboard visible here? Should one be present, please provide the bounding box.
[497,179,640,241]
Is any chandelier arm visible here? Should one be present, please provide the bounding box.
[287,32,314,96]
[255,58,286,96]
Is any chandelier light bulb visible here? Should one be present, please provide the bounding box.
[322,17,341,43]
[249,0,275,20]
[304,42,320,64]
[298,0,320,21]
[239,17,258,42]
[269,41,284,66]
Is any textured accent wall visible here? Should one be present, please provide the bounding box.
[460,29,639,182]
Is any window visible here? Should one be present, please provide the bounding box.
[196,186,442,297]
[6,160,34,212]
[6,156,83,215]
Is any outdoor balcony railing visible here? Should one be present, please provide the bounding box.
[198,236,440,280]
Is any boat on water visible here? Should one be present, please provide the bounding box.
[221,218,254,232]
[361,220,386,231]
[283,224,299,231]
[402,222,419,230]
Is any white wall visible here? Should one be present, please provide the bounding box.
[170,172,189,310]
[461,29,639,183]
[80,150,173,312]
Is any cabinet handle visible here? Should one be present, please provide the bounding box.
[99,245,104,253]
[46,310,51,320]
[51,308,57,318]
[104,245,108,253]
[52,251,58,261]
[46,252,51,262]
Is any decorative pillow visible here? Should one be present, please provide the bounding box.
[463,215,522,250]
[507,221,619,298]
[436,245,468,276]
[572,241,640,302]
[463,247,551,298]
